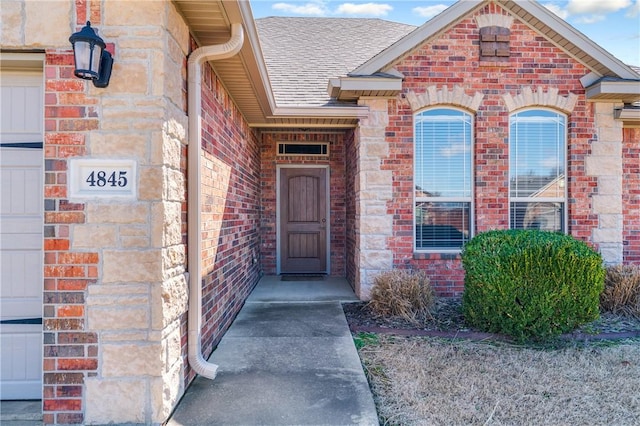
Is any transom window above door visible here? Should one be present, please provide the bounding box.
[414,108,473,251]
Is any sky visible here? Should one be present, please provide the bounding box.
[249,0,640,66]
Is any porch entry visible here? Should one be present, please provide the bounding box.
[1,69,44,400]
[278,166,329,274]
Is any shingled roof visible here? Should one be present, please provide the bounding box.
[255,17,416,107]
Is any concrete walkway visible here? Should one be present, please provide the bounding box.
[167,276,379,426]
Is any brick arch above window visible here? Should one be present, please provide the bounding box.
[503,86,579,114]
[406,85,484,113]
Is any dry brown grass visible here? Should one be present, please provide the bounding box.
[368,270,435,325]
[359,336,640,425]
[602,264,640,319]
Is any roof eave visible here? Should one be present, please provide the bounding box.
[614,107,640,128]
[586,80,640,102]
[328,76,404,100]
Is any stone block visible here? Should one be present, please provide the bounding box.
[592,227,622,244]
[102,342,163,377]
[363,141,389,158]
[151,275,188,328]
[364,170,392,187]
[102,249,163,282]
[590,141,621,157]
[150,358,184,423]
[361,215,392,235]
[151,201,182,247]
[592,195,622,215]
[598,214,622,229]
[166,168,185,202]
[89,132,149,159]
[597,176,622,195]
[599,244,623,264]
[88,305,149,330]
[87,203,149,224]
[85,377,147,424]
[25,1,72,47]
[72,224,117,248]
[139,166,164,201]
[0,0,23,46]
[361,235,387,250]
[585,156,621,176]
[108,62,149,95]
[104,0,166,26]
[360,250,393,270]
[163,245,186,271]
[598,126,623,143]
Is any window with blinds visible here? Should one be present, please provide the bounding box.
[509,109,566,232]
[414,108,473,250]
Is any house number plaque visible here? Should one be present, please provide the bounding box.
[69,159,136,199]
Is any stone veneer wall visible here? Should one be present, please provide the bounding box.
[344,130,358,289]
[352,99,395,299]
[260,132,348,277]
[588,103,624,264]
[1,0,261,423]
[367,3,603,296]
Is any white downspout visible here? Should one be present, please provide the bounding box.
[187,23,244,379]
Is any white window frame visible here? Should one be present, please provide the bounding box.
[413,107,474,252]
[508,108,568,233]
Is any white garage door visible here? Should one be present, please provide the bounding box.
[0,71,44,400]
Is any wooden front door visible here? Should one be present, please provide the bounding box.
[279,167,328,274]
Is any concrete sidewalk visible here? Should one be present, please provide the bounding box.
[167,276,379,426]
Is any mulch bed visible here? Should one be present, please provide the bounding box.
[343,298,640,342]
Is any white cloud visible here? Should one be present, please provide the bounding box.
[626,0,640,17]
[440,143,470,158]
[566,0,631,15]
[272,2,328,16]
[335,2,393,16]
[543,3,569,19]
[574,14,606,24]
[412,4,448,20]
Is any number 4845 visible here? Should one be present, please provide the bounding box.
[86,170,128,187]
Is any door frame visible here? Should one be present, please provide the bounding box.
[276,164,330,274]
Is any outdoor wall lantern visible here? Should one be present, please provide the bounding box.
[69,21,113,88]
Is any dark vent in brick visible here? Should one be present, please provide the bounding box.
[479,26,510,61]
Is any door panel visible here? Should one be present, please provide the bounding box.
[280,168,327,274]
[1,72,43,400]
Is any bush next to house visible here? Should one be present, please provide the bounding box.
[461,230,605,342]
[368,269,435,324]
[601,264,640,319]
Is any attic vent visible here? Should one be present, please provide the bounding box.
[479,26,510,61]
[277,142,329,156]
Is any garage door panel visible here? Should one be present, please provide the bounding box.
[1,69,43,401]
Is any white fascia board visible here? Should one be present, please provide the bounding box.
[237,0,279,113]
[586,80,640,101]
[513,0,639,80]
[351,0,483,76]
[271,105,370,119]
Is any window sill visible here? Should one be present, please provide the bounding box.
[414,251,461,260]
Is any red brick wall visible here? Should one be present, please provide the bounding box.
[623,128,640,263]
[43,49,99,425]
[385,5,597,295]
[260,132,348,276]
[180,64,262,384]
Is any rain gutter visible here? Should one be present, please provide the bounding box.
[186,23,244,380]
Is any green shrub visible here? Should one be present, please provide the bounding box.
[601,264,640,319]
[461,230,605,342]
[368,269,435,324]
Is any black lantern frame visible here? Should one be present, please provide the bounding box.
[69,21,113,88]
